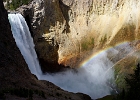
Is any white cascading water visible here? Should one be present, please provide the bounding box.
[8,14,133,99]
[8,14,42,78]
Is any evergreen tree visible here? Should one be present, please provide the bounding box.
[125,63,140,100]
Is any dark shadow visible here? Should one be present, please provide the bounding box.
[25,15,34,37]
[36,40,70,73]
[39,58,70,73]
[59,0,70,33]
[23,1,71,73]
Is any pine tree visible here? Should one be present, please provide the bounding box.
[125,63,140,100]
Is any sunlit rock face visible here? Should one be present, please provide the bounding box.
[16,0,140,71]
[56,0,140,66]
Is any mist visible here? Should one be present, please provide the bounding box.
[9,14,134,99]
[39,42,134,99]
[40,50,114,99]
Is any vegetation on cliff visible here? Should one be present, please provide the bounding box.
[81,37,94,51]
[116,63,140,100]
[4,0,31,10]
[98,63,140,100]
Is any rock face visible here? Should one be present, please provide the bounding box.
[14,0,140,72]
[0,0,30,88]
[0,1,92,100]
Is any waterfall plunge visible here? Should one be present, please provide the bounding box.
[8,13,126,99]
[8,14,42,78]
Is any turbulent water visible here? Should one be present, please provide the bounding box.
[8,14,133,99]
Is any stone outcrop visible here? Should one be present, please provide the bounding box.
[0,0,30,88]
[13,0,140,72]
[0,1,92,100]
[15,0,69,72]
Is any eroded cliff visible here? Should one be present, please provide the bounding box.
[9,0,140,72]
[30,0,140,70]
[0,0,92,99]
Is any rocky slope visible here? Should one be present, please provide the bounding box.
[10,0,140,72]
[0,0,91,100]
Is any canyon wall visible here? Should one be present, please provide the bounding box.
[0,0,30,88]
[16,0,140,71]
[0,1,91,99]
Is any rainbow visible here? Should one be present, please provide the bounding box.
[80,41,132,67]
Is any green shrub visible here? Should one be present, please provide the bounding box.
[81,37,94,51]
[5,0,32,10]
[115,63,140,100]
[81,42,88,51]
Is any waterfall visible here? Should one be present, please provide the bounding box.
[8,13,119,99]
[8,14,42,78]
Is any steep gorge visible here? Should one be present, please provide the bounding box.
[0,0,91,100]
[3,0,140,99]
[12,0,140,72]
